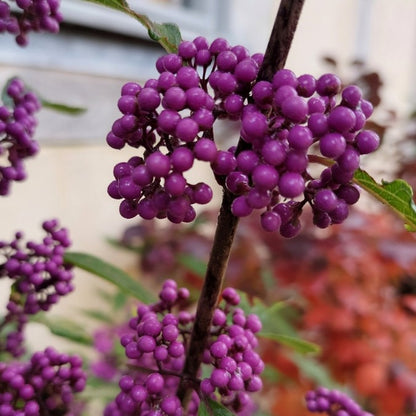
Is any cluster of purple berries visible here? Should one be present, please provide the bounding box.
[305,387,374,416]
[104,279,198,416]
[108,36,380,237]
[0,219,73,356]
[200,287,263,415]
[107,36,263,223]
[0,0,62,46]
[0,78,41,196]
[227,69,379,237]
[0,346,86,416]
[104,281,263,415]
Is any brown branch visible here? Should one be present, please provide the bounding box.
[258,0,306,80]
[177,190,239,401]
[177,0,306,406]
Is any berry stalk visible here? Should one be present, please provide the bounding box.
[178,0,306,404]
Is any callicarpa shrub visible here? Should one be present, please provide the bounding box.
[2,0,413,415]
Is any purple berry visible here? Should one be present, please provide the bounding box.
[278,172,305,198]
[252,164,279,190]
[234,58,258,83]
[355,130,380,154]
[328,106,356,132]
[260,211,281,232]
[145,151,170,177]
[314,189,338,212]
[272,69,298,89]
[316,73,341,96]
[231,196,253,217]
[319,132,346,158]
[281,95,308,123]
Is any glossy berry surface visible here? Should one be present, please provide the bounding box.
[107,36,263,224]
[0,347,86,415]
[107,38,380,237]
[0,0,63,45]
[0,219,73,357]
[0,78,41,196]
[305,387,374,416]
[103,281,263,415]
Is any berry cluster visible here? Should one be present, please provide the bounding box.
[0,219,73,356]
[305,387,374,416]
[0,78,41,196]
[0,347,86,415]
[0,0,62,46]
[227,69,379,237]
[107,36,263,223]
[200,287,263,415]
[104,280,198,416]
[105,281,263,415]
[108,37,380,237]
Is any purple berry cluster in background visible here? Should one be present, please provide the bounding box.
[305,387,374,416]
[0,78,41,196]
[0,0,62,46]
[0,219,73,357]
[0,347,86,415]
[107,37,380,237]
[103,280,263,416]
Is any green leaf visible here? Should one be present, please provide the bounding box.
[2,77,86,114]
[64,251,156,303]
[81,309,114,323]
[31,313,93,345]
[83,376,120,401]
[237,293,319,354]
[238,293,297,337]
[198,397,236,416]
[354,169,416,231]
[147,22,182,53]
[113,290,128,310]
[261,364,282,383]
[81,0,181,52]
[106,237,143,254]
[260,267,275,291]
[259,333,321,355]
[177,253,206,278]
[40,99,86,115]
[291,353,341,388]
[1,78,14,107]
